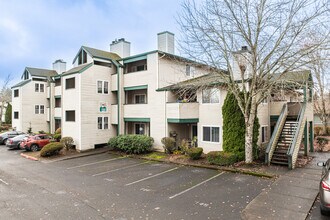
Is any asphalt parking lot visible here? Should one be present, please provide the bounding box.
[0,147,273,219]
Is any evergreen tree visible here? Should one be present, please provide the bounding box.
[5,103,12,124]
[222,93,259,161]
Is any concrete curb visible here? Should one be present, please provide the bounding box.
[20,153,39,161]
[108,152,275,179]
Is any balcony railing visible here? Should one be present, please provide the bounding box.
[166,102,199,119]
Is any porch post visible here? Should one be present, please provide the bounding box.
[310,121,314,152]
[304,120,308,156]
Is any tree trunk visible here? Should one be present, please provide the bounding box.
[244,97,257,163]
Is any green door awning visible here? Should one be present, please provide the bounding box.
[124,85,148,91]
[167,118,199,123]
[124,117,150,122]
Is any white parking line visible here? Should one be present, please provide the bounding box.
[169,172,225,199]
[92,161,150,177]
[0,178,9,185]
[66,157,125,170]
[126,167,179,186]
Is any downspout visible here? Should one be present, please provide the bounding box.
[117,66,120,135]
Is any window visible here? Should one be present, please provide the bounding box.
[134,94,146,104]
[14,89,19,97]
[66,111,75,122]
[261,126,268,143]
[126,59,147,73]
[203,126,220,142]
[66,77,75,89]
[35,83,45,93]
[55,98,61,108]
[55,119,61,130]
[135,123,146,135]
[14,112,19,119]
[35,105,44,114]
[94,61,112,67]
[202,88,220,103]
[186,65,191,76]
[78,50,88,65]
[97,117,109,130]
[97,81,109,94]
[55,78,61,86]
[261,97,268,104]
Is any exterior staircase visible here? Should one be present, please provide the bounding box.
[271,120,298,165]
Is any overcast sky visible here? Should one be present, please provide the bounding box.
[0,0,183,86]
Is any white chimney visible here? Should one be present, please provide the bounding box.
[110,38,130,58]
[157,31,175,54]
[53,59,66,75]
[232,46,252,80]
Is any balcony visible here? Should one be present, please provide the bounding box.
[54,86,61,96]
[111,105,118,124]
[166,102,199,121]
[124,104,149,118]
[54,108,61,118]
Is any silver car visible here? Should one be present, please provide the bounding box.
[318,159,330,215]
[6,134,29,149]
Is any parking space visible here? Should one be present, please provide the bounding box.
[46,153,272,219]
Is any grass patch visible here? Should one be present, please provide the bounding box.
[143,152,167,160]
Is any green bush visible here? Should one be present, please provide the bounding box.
[108,135,154,154]
[222,92,260,161]
[60,137,74,150]
[178,139,189,154]
[317,137,329,152]
[187,147,203,160]
[207,151,238,166]
[161,137,176,154]
[53,133,61,142]
[40,142,64,157]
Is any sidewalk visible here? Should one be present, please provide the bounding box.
[241,152,329,220]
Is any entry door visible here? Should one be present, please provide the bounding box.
[192,125,198,138]
[135,123,146,135]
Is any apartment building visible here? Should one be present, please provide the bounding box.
[11,31,314,168]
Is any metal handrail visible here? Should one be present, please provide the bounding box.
[287,103,306,169]
[265,103,288,165]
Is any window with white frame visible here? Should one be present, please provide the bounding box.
[35,83,45,93]
[202,126,220,142]
[261,126,268,143]
[97,81,109,94]
[202,88,220,103]
[35,105,45,114]
[134,94,146,104]
[97,117,109,130]
[186,65,191,76]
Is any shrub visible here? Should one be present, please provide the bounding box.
[315,127,322,137]
[38,130,45,134]
[178,139,189,153]
[207,151,238,166]
[161,137,176,154]
[5,103,12,124]
[55,127,61,134]
[60,136,74,150]
[317,137,329,152]
[187,147,203,160]
[108,135,154,154]
[40,142,64,157]
[222,92,260,161]
[53,133,61,142]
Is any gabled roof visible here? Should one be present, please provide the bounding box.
[72,46,121,64]
[274,70,313,85]
[61,62,93,77]
[11,79,32,89]
[26,67,58,78]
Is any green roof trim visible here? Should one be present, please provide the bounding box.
[124,118,150,122]
[54,117,61,120]
[270,115,279,121]
[123,55,147,64]
[167,118,199,123]
[124,85,148,91]
[11,79,32,89]
[61,62,93,77]
[120,50,158,62]
[54,95,61,98]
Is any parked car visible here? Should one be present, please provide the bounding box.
[318,159,330,215]
[20,134,52,152]
[0,131,25,145]
[6,134,30,149]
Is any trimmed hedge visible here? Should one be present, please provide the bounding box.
[187,147,203,160]
[60,136,74,150]
[40,142,64,157]
[108,135,154,154]
[161,137,176,154]
[207,151,238,166]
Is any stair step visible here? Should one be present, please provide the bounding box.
[273,150,288,154]
[271,161,289,165]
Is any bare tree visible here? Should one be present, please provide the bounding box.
[309,45,330,134]
[0,75,12,126]
[177,0,330,163]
